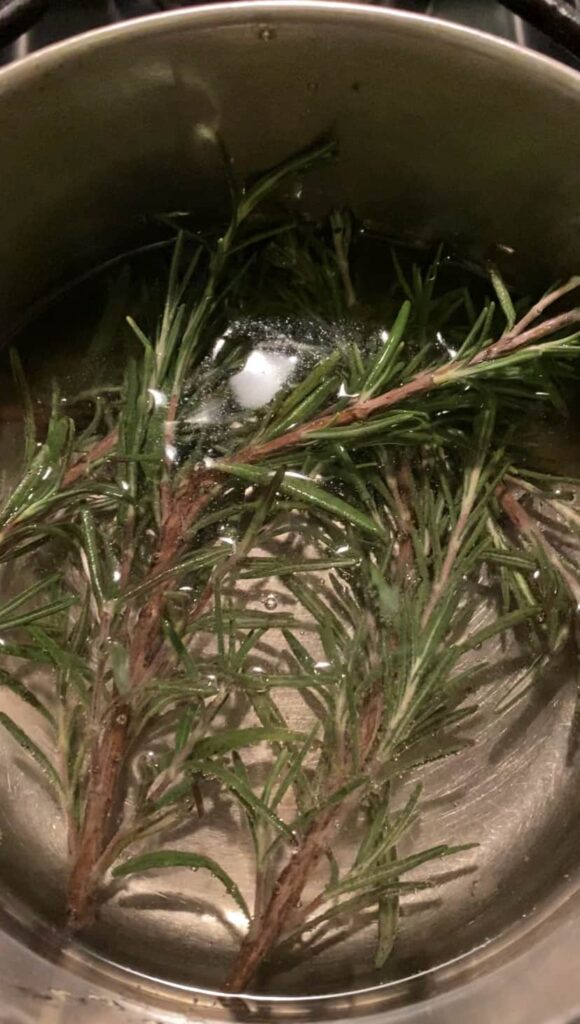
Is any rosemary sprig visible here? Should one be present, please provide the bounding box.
[1,140,580,993]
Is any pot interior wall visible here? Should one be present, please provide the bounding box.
[0,3,579,334]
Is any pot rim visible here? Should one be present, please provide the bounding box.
[0,0,579,97]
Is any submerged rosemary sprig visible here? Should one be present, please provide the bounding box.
[1,140,580,993]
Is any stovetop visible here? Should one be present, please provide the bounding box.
[0,0,579,68]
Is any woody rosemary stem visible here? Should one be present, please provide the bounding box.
[227,808,338,992]
[66,470,220,927]
[236,307,580,464]
[67,700,130,926]
[226,691,385,991]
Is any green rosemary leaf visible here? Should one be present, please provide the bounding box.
[155,758,293,839]
[461,605,541,651]
[269,376,341,438]
[238,138,335,223]
[218,463,384,538]
[231,627,269,669]
[198,762,294,837]
[462,335,580,379]
[332,446,379,511]
[159,232,185,354]
[113,850,249,919]
[307,410,428,445]
[190,727,306,760]
[0,670,55,725]
[513,466,580,486]
[126,314,154,351]
[0,414,75,531]
[174,706,196,754]
[161,614,199,679]
[489,265,516,330]
[214,584,225,658]
[329,842,477,897]
[191,610,297,632]
[274,351,342,422]
[375,856,399,968]
[238,556,357,579]
[391,248,414,301]
[247,688,289,735]
[0,596,76,633]
[355,800,391,869]
[341,340,366,390]
[260,746,291,806]
[382,785,423,850]
[369,561,399,621]
[230,222,296,255]
[270,725,319,811]
[282,628,316,673]
[9,349,36,466]
[0,639,56,665]
[483,550,537,571]
[456,303,493,359]
[123,547,227,601]
[291,776,369,832]
[284,884,428,944]
[0,712,62,793]
[363,300,412,397]
[79,508,109,608]
[0,573,63,619]
[0,523,74,563]
[283,575,343,641]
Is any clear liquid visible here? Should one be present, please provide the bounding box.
[1,236,580,999]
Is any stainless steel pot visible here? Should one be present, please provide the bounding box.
[0,5,580,1022]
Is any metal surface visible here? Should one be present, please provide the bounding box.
[0,4,579,1022]
[1,2,577,71]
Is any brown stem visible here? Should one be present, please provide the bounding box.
[468,308,580,367]
[227,808,337,992]
[63,429,119,487]
[128,468,221,685]
[67,701,130,928]
[66,468,221,925]
[511,277,580,337]
[222,306,580,470]
[226,690,384,992]
[237,371,437,465]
